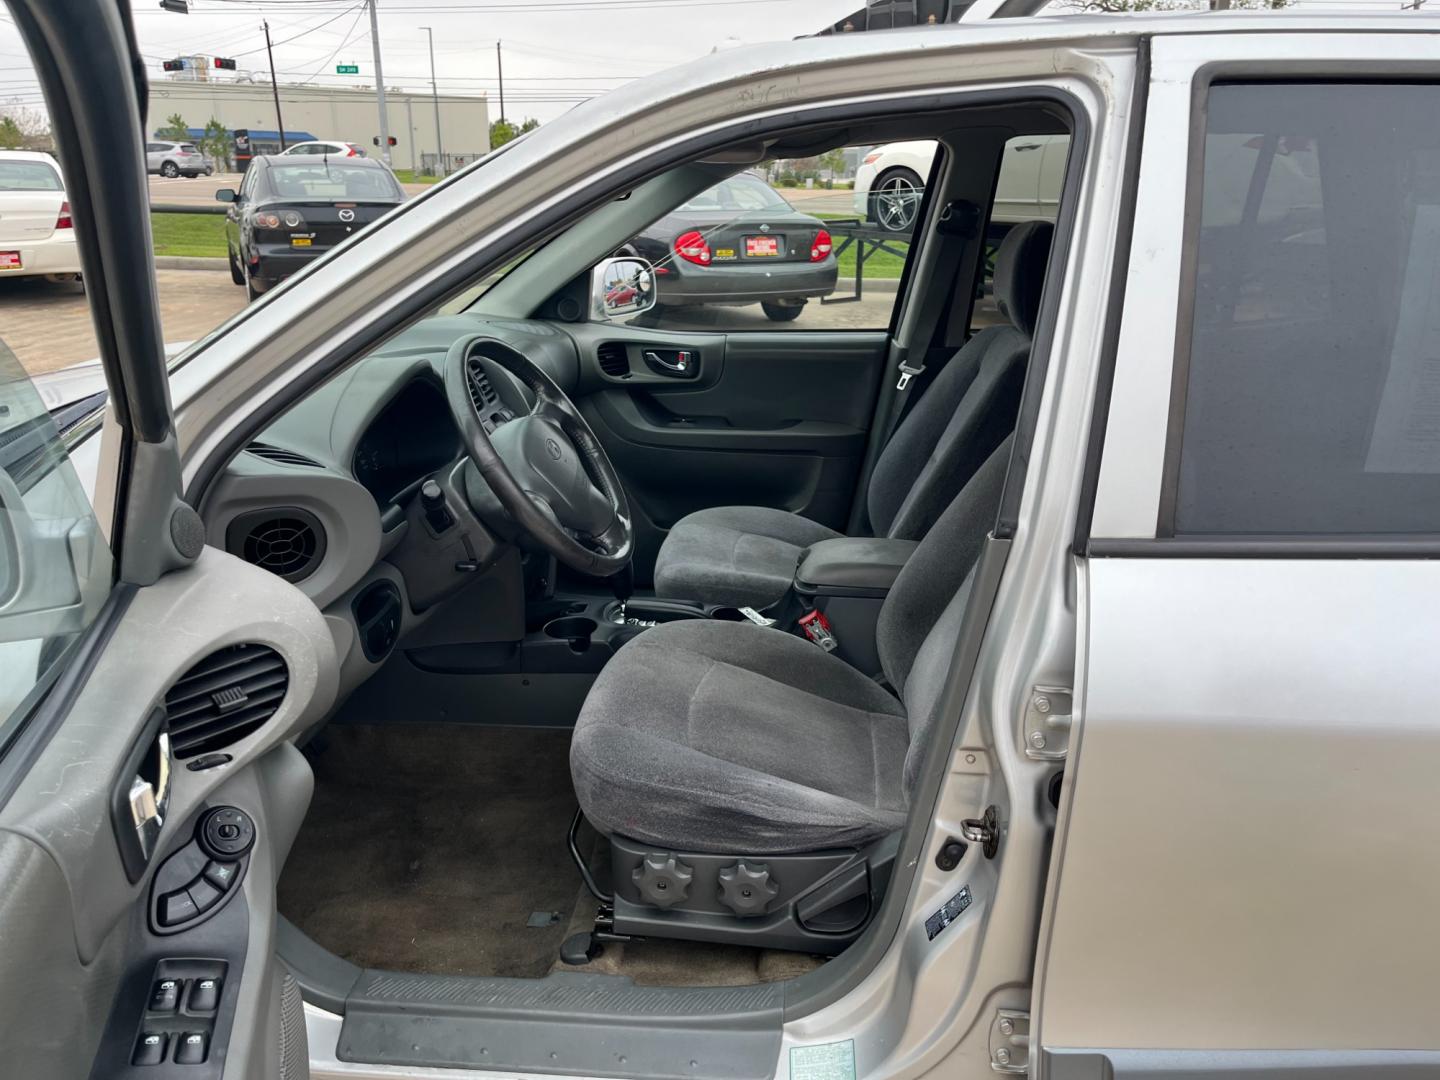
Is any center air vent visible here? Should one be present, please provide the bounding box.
[466,357,501,412]
[165,643,289,759]
[246,442,321,468]
[225,507,327,583]
[597,342,630,378]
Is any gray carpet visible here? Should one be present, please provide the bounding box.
[278,723,582,978]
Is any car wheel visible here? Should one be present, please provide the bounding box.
[160,161,180,178]
[869,167,923,233]
[761,300,806,322]
[228,247,245,286]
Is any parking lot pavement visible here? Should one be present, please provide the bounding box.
[1,270,246,377]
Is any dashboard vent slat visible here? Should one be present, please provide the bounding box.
[246,442,321,468]
[165,643,289,759]
[466,358,501,412]
[597,342,630,378]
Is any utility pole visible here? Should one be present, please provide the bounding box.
[496,40,505,123]
[262,20,287,149]
[422,26,444,175]
[368,0,391,165]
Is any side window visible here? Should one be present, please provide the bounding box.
[1173,82,1440,535]
[614,146,928,332]
[0,344,113,728]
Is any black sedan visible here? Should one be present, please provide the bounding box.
[623,174,838,321]
[218,155,404,300]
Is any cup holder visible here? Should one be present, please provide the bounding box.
[545,616,598,652]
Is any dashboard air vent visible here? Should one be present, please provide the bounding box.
[466,357,501,412]
[247,441,321,468]
[597,342,630,378]
[165,643,289,759]
[228,508,327,583]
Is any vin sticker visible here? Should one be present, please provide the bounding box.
[924,884,974,941]
[789,1039,855,1080]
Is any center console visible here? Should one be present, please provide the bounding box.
[792,537,917,673]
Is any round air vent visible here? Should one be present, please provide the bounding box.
[225,507,327,583]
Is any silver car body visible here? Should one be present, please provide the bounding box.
[36,9,1440,1079]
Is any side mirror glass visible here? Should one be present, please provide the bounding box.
[591,257,656,321]
[214,188,237,203]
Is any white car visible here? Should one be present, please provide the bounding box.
[280,140,367,159]
[0,150,80,282]
[855,135,1069,232]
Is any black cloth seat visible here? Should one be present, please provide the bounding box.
[651,221,1052,609]
[571,437,1010,855]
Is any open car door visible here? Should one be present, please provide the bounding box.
[0,3,332,1077]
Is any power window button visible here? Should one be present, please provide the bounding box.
[188,976,221,1012]
[175,1031,207,1064]
[148,978,180,1012]
[133,1032,167,1065]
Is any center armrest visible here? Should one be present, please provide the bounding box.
[794,537,919,599]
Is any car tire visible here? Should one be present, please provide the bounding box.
[868,166,923,233]
[762,300,806,322]
[160,161,180,178]
[228,247,245,286]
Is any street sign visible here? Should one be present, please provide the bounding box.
[336,64,359,74]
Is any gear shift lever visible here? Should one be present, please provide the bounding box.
[609,562,634,624]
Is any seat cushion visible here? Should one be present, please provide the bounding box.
[652,506,842,608]
[571,620,909,854]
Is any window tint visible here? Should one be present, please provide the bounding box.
[1174,83,1440,535]
[0,160,62,191]
[267,163,400,200]
[612,146,921,332]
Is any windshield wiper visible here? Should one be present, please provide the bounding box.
[53,389,108,434]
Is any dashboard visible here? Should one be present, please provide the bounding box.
[351,378,459,507]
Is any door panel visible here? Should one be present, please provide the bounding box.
[568,324,888,579]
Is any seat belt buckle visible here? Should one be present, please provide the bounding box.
[896,360,925,391]
[739,606,777,627]
[798,609,839,652]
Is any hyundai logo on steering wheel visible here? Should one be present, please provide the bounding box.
[545,436,564,460]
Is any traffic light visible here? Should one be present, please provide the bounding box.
[371,136,398,146]
[162,58,186,72]
[213,57,237,70]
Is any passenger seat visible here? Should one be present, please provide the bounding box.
[652,220,1053,609]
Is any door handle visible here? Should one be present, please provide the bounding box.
[127,731,172,863]
[642,349,695,376]
[1013,143,1042,152]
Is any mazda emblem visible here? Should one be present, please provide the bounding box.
[545,437,564,460]
[338,209,355,222]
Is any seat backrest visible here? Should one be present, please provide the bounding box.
[875,434,1012,797]
[866,221,1053,543]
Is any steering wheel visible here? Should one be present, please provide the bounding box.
[443,334,633,577]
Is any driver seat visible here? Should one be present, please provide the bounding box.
[569,437,1010,949]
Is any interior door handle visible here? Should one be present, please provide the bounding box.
[1013,143,1043,152]
[126,731,172,864]
[642,349,695,376]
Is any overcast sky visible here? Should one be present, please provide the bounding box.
[0,0,1424,129]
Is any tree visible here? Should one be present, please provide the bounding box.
[0,104,52,150]
[198,117,230,168]
[156,112,190,140]
[0,116,23,149]
[489,116,540,150]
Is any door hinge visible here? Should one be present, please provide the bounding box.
[989,1009,1030,1074]
[1024,685,1073,760]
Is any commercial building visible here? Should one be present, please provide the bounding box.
[149,77,490,172]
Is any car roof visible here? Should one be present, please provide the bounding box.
[0,149,61,163]
[255,153,384,166]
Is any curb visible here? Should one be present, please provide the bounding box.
[155,256,229,271]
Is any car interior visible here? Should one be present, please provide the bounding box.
[171,100,1076,1005]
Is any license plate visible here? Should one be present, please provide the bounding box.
[0,251,21,270]
[291,237,312,247]
[745,235,782,257]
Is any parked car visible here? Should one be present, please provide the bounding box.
[145,139,208,178]
[280,140,367,159]
[9,6,1440,1080]
[622,173,837,321]
[0,149,80,284]
[217,155,403,300]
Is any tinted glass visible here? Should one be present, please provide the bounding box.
[266,163,400,200]
[1175,83,1440,535]
[0,160,62,191]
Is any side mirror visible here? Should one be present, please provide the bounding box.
[214,188,237,203]
[591,257,656,321]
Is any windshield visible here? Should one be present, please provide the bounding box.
[0,160,61,191]
[267,163,400,201]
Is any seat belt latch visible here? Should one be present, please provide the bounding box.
[896,359,926,391]
[798,609,838,652]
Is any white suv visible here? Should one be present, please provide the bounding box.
[145,139,210,178]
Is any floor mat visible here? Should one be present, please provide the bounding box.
[278,722,582,978]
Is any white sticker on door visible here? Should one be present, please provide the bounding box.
[789,1039,856,1080]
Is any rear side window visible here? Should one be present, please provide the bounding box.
[1172,82,1440,535]
[0,161,61,191]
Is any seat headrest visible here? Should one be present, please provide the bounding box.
[992,220,1053,338]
